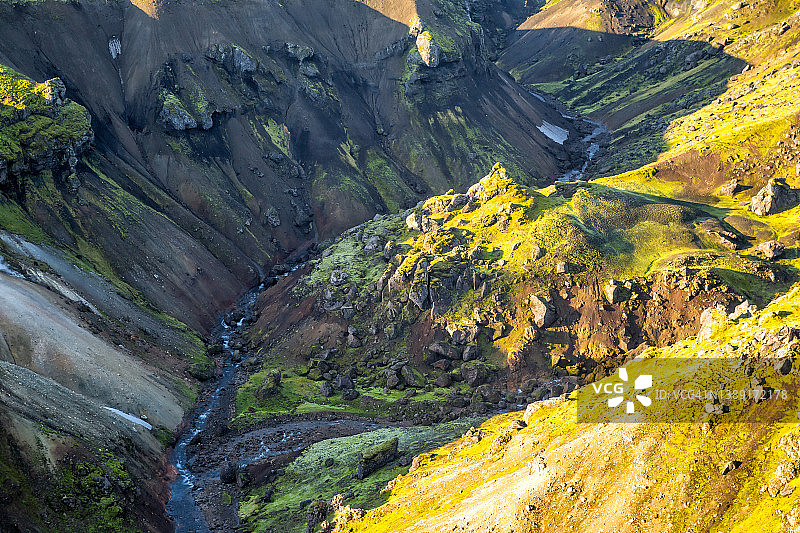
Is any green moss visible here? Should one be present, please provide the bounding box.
[0,199,49,241]
[264,118,290,156]
[239,420,480,533]
[364,149,410,213]
[54,449,137,532]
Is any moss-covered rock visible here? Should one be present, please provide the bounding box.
[0,64,92,182]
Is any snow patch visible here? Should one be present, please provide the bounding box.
[109,37,122,60]
[528,91,546,102]
[103,407,152,430]
[537,121,569,145]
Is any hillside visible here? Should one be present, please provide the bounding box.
[0,0,798,531]
[0,0,579,333]
[229,0,800,531]
[329,283,800,533]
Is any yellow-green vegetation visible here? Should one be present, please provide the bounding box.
[530,0,800,184]
[0,198,50,242]
[0,64,91,165]
[364,149,411,213]
[281,163,793,402]
[239,419,481,533]
[233,362,463,426]
[53,449,137,533]
[264,118,290,156]
[336,284,800,532]
[293,213,409,298]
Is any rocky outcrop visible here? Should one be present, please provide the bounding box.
[416,31,441,68]
[750,178,799,215]
[357,437,399,479]
[0,67,93,184]
[529,295,557,328]
[756,240,785,260]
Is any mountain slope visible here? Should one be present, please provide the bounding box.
[330,283,800,533]
[0,0,581,332]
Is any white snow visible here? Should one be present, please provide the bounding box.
[537,121,569,145]
[108,37,122,60]
[103,407,153,430]
[529,91,546,102]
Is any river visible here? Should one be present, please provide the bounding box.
[166,285,263,533]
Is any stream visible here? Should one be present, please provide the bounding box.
[165,275,388,532]
[166,285,263,533]
[559,118,609,183]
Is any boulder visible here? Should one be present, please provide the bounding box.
[428,341,462,360]
[319,381,334,397]
[529,295,557,328]
[750,178,799,216]
[330,270,349,286]
[408,281,429,309]
[462,344,480,362]
[698,306,725,342]
[405,212,424,231]
[446,194,469,212]
[432,359,451,371]
[255,370,282,399]
[756,240,785,260]
[386,370,401,389]
[555,261,569,274]
[357,437,399,479]
[188,359,215,381]
[435,373,452,387]
[510,419,527,430]
[220,461,239,484]
[342,388,360,401]
[520,379,537,394]
[462,362,488,387]
[729,300,753,321]
[774,357,793,376]
[364,235,382,253]
[476,384,501,403]
[264,206,281,227]
[347,333,362,348]
[719,178,743,196]
[604,281,623,304]
[335,375,354,390]
[400,365,418,386]
[448,325,479,345]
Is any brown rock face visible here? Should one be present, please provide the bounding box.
[750,178,799,215]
